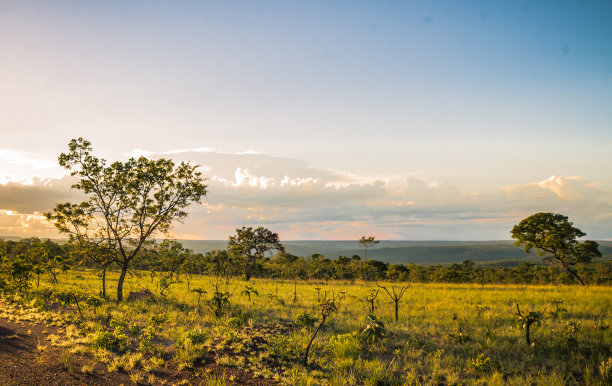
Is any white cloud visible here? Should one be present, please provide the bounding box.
[1,148,610,240]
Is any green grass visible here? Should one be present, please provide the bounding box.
[3,269,611,385]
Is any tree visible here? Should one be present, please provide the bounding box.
[358,236,379,281]
[46,138,207,302]
[511,212,601,286]
[227,226,284,281]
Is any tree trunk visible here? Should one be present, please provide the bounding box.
[116,266,127,302]
[245,258,254,281]
[101,266,107,298]
[363,247,368,281]
[525,324,531,345]
[567,268,585,286]
[394,300,399,322]
[303,316,327,367]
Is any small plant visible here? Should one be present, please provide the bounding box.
[376,283,409,322]
[515,303,543,345]
[550,299,567,319]
[128,323,143,337]
[85,295,104,314]
[360,314,386,345]
[303,295,338,367]
[226,310,251,327]
[471,353,498,373]
[208,283,231,317]
[241,284,259,302]
[295,311,318,329]
[600,357,612,384]
[148,314,167,326]
[362,289,379,314]
[54,291,84,318]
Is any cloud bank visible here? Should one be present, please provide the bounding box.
[0,149,610,240]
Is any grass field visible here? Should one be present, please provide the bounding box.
[2,269,611,385]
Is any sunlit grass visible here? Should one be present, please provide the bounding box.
[2,268,611,385]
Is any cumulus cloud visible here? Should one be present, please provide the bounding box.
[1,149,610,240]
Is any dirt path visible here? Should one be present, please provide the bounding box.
[0,313,279,385]
[0,316,135,385]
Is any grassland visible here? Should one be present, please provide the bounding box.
[2,269,611,385]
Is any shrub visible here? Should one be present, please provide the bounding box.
[295,312,318,329]
[472,353,498,373]
[360,314,386,345]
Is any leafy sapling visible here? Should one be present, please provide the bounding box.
[362,289,379,314]
[360,314,386,345]
[550,299,567,319]
[241,284,259,302]
[303,296,338,367]
[55,291,84,318]
[515,303,543,345]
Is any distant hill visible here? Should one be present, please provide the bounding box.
[180,239,612,265]
[3,236,611,266]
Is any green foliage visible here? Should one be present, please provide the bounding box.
[226,310,251,328]
[295,311,318,328]
[85,295,104,313]
[241,284,259,301]
[148,314,167,326]
[45,137,207,301]
[227,226,284,281]
[360,314,386,345]
[600,357,612,384]
[471,353,499,373]
[511,212,601,285]
[515,304,543,345]
[208,283,231,317]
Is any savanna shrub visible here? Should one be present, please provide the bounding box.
[149,314,167,326]
[91,329,128,352]
[180,329,208,345]
[472,353,499,373]
[295,311,318,328]
[226,310,251,328]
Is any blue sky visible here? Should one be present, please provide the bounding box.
[0,1,611,240]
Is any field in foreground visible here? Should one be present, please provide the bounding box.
[1,270,611,385]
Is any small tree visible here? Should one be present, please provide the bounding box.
[228,227,284,281]
[376,283,409,322]
[241,284,259,302]
[303,296,337,367]
[46,138,207,302]
[363,289,379,314]
[358,236,379,281]
[511,213,601,285]
[515,303,542,345]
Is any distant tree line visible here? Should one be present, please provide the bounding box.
[2,237,610,293]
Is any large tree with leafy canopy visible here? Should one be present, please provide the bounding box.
[46,138,207,301]
[228,226,284,281]
[511,212,600,285]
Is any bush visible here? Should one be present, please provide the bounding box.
[295,312,318,328]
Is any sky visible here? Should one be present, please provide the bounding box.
[0,1,611,240]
